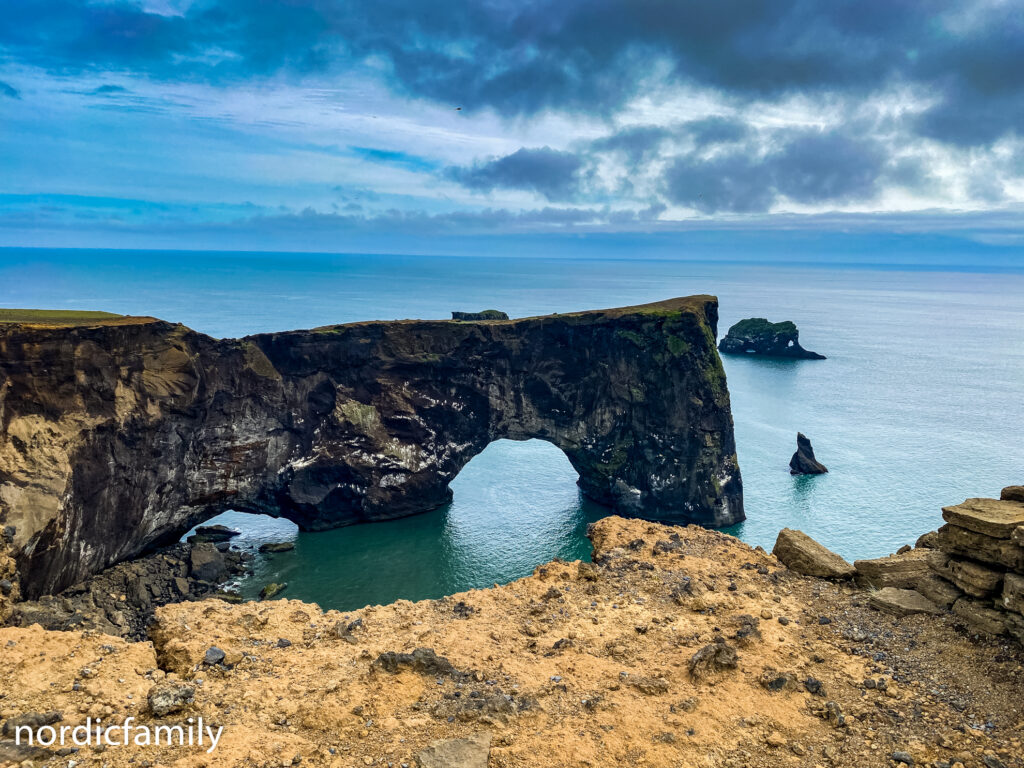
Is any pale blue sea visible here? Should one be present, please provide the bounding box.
[3,248,1023,610]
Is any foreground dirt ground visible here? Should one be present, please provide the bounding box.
[1,517,1022,768]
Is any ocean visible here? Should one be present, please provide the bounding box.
[3,247,1023,610]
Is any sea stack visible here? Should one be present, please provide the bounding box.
[719,318,825,359]
[790,432,828,474]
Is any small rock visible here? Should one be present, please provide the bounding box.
[204,646,226,665]
[147,683,196,717]
[892,751,915,766]
[417,731,491,768]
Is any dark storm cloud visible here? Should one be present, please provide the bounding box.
[449,147,586,201]
[2,0,1022,146]
[589,126,670,166]
[0,81,20,99]
[662,128,892,213]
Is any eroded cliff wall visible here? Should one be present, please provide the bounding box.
[0,296,742,597]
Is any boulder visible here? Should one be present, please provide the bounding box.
[868,588,941,617]
[417,731,492,768]
[934,557,1003,598]
[718,318,825,359]
[914,530,939,549]
[259,582,287,600]
[772,529,854,579]
[1000,485,1024,503]
[952,598,1007,636]
[915,574,963,609]
[1002,572,1024,614]
[933,524,1024,572]
[259,541,295,553]
[1005,611,1024,643]
[789,433,828,475]
[941,498,1024,539]
[854,549,939,589]
[189,544,226,583]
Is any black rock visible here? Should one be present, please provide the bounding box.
[259,542,295,553]
[719,318,825,359]
[204,646,226,665]
[789,433,828,475]
[189,544,227,582]
[451,309,509,321]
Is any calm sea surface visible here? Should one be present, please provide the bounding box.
[3,248,1023,609]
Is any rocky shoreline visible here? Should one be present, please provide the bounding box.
[0,495,1022,768]
[2,539,250,641]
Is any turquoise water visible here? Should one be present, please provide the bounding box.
[4,248,1024,610]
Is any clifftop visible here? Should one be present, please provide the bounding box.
[1,516,1021,768]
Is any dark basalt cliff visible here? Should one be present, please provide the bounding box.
[719,318,825,359]
[0,296,743,598]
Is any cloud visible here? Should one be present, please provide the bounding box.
[662,128,891,213]
[0,81,20,99]
[2,1,1022,147]
[448,147,586,201]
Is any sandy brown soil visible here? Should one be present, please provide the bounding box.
[1,517,1021,768]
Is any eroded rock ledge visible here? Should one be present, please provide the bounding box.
[0,296,742,598]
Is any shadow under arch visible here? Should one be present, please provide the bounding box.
[212,438,608,611]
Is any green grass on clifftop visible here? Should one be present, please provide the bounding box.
[0,308,127,326]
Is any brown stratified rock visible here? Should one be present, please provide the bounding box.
[854,549,941,589]
[936,558,1004,598]
[952,598,1007,636]
[1002,572,1024,614]
[915,530,939,549]
[1000,486,1024,503]
[772,529,854,579]
[915,574,963,609]
[933,524,1024,572]
[1013,527,1024,548]
[417,731,492,768]
[1005,611,1024,643]
[941,498,1024,539]
[868,588,941,617]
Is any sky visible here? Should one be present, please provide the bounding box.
[1,0,1023,258]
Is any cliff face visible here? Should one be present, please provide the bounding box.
[0,296,743,598]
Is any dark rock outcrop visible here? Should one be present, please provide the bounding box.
[0,296,743,598]
[451,310,508,321]
[5,541,248,639]
[719,318,825,359]
[790,433,828,475]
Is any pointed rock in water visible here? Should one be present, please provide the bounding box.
[718,318,825,359]
[789,433,828,475]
